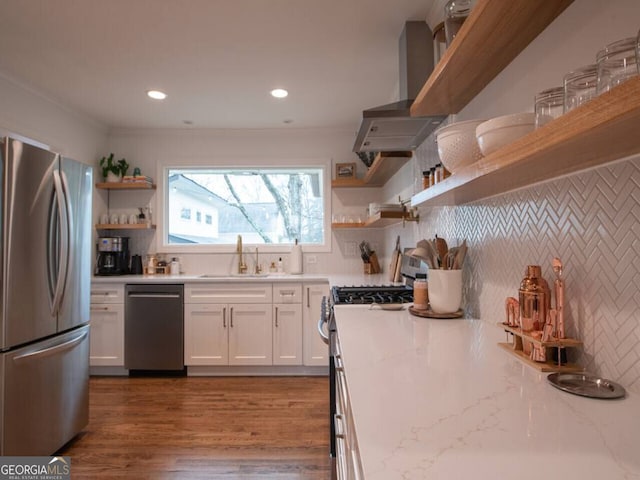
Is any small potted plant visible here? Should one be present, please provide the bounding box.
[100,153,130,182]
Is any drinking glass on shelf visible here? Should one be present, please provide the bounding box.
[596,37,638,94]
[444,0,474,46]
[534,86,564,128]
[563,64,597,113]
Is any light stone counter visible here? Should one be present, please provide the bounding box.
[91,272,393,286]
[91,273,330,284]
[334,305,640,480]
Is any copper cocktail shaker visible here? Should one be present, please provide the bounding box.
[519,265,551,354]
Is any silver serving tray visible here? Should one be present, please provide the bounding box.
[547,373,626,399]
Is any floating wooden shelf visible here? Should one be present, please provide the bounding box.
[331,211,418,229]
[412,77,640,208]
[331,222,366,229]
[96,224,156,230]
[497,322,583,373]
[96,182,156,190]
[410,0,574,116]
[332,152,412,188]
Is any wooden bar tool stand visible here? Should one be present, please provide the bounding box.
[497,323,583,372]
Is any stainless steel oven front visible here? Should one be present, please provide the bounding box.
[317,295,337,474]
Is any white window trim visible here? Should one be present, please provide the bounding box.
[156,159,332,254]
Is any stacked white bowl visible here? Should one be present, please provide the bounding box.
[435,119,485,173]
[475,113,536,156]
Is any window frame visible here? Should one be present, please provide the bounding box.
[157,160,332,254]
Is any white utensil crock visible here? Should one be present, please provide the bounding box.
[428,269,462,313]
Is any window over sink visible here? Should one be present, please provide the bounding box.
[161,166,328,251]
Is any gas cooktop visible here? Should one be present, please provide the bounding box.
[331,285,413,305]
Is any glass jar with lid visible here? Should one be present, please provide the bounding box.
[413,273,429,310]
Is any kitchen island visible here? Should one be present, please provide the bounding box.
[334,305,640,479]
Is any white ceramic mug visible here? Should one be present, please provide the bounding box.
[100,213,109,224]
[119,213,128,225]
[129,214,138,225]
[428,269,462,313]
[110,213,119,224]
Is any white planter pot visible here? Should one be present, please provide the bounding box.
[105,171,121,183]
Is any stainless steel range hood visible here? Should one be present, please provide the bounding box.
[353,21,446,153]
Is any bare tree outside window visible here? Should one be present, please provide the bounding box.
[166,167,325,246]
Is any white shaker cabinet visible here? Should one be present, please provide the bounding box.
[184,284,273,366]
[273,284,303,365]
[303,282,330,366]
[184,303,228,365]
[89,284,125,366]
[228,303,273,365]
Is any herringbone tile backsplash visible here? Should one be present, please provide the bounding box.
[413,147,640,394]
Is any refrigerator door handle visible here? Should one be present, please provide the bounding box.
[51,164,70,316]
[12,328,88,363]
[59,168,74,307]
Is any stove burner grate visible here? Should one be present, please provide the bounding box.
[331,285,413,305]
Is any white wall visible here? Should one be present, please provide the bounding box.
[105,127,385,274]
[0,73,107,162]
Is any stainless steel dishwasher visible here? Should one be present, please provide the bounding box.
[125,284,184,372]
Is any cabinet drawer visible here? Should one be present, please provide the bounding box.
[90,284,124,304]
[186,284,273,303]
[273,283,302,304]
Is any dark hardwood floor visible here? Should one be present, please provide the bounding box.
[59,376,331,479]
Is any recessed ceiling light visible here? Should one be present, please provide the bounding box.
[283,119,293,124]
[270,88,288,98]
[147,90,167,100]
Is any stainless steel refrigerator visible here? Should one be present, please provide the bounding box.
[0,137,92,455]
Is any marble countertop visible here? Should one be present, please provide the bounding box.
[334,305,640,479]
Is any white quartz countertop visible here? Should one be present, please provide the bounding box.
[334,305,640,480]
[91,272,393,286]
[92,273,331,284]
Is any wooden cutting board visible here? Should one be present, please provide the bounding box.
[389,249,400,281]
[389,235,401,282]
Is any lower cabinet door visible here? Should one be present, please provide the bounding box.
[228,303,273,365]
[184,304,229,365]
[273,304,302,365]
[89,303,124,366]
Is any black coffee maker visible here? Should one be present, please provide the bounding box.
[95,237,130,275]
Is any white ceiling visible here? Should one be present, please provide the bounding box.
[0,0,437,131]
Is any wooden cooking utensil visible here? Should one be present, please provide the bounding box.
[435,236,449,269]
